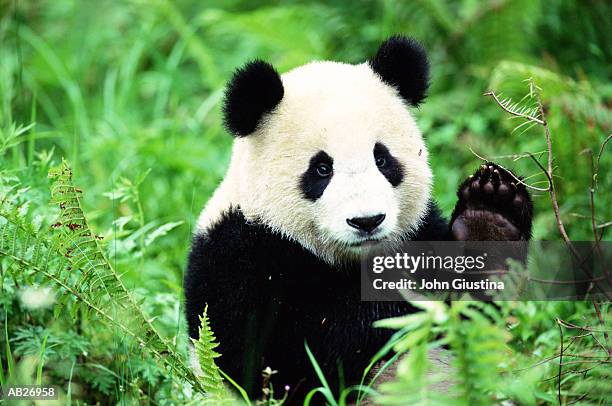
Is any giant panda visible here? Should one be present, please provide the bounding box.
[184,35,533,402]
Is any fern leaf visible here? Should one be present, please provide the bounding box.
[192,304,225,397]
[0,159,206,394]
[451,303,510,405]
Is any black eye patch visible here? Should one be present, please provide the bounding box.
[300,151,334,201]
[374,142,404,187]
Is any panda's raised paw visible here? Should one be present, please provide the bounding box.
[450,162,533,241]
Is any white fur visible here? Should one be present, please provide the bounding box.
[196,60,432,265]
[316,165,399,247]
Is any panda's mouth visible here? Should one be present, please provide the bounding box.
[348,237,385,247]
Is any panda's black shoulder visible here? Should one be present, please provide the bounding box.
[184,208,329,339]
[186,210,256,336]
[187,207,323,274]
[188,208,270,259]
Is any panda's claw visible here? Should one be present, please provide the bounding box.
[492,169,500,183]
[450,162,533,241]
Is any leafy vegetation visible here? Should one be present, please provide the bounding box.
[0,0,610,404]
[192,305,225,401]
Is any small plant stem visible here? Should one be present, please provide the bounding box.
[557,319,563,405]
[136,190,146,257]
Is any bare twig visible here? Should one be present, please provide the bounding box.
[560,360,612,365]
[528,276,608,285]
[484,150,548,161]
[582,144,611,355]
[468,147,549,191]
[596,221,612,229]
[526,151,553,190]
[593,302,612,357]
[582,148,610,275]
[543,367,596,382]
[594,134,611,191]
[580,148,602,242]
[513,332,608,373]
[567,393,589,405]
[556,319,611,333]
[536,93,572,247]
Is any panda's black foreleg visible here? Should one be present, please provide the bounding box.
[450,162,533,241]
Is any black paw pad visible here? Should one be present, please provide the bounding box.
[450,162,533,241]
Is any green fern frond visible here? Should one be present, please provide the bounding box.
[192,305,225,397]
[450,303,512,405]
[0,159,206,394]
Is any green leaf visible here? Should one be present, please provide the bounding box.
[36,331,49,385]
[4,312,15,380]
[304,341,338,406]
[193,304,225,397]
[144,221,184,247]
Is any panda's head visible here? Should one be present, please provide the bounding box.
[223,35,432,264]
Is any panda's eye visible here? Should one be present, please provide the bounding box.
[315,163,332,178]
[375,156,387,168]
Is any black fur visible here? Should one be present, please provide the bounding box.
[369,35,430,107]
[185,162,533,402]
[450,162,533,241]
[300,151,334,201]
[374,142,404,187]
[223,60,284,136]
[185,204,449,401]
[189,36,536,402]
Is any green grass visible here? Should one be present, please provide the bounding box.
[0,0,610,404]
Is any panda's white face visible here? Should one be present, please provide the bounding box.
[229,61,433,264]
[313,145,400,250]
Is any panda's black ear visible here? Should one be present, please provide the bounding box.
[223,60,284,137]
[369,35,429,107]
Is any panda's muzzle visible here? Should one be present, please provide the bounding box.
[346,214,386,233]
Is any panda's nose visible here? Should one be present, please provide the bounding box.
[346,214,386,233]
